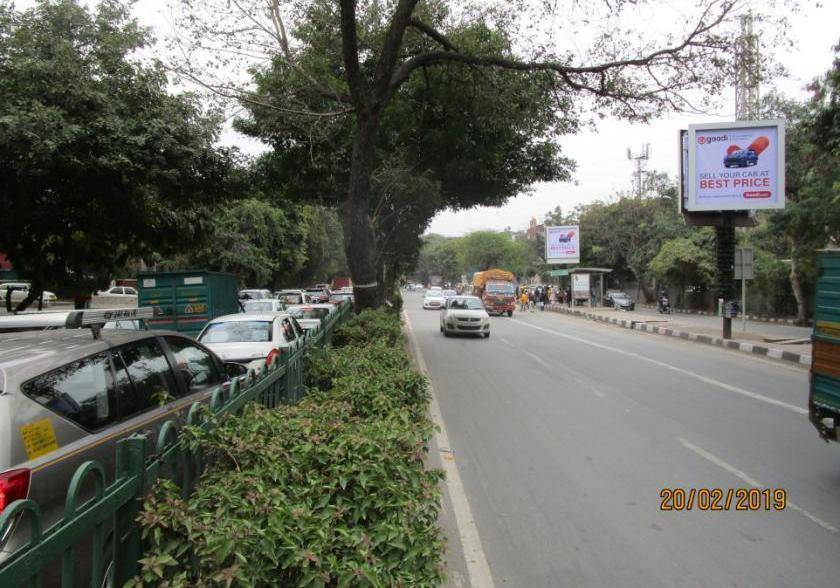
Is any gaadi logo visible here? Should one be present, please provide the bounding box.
[697,134,728,145]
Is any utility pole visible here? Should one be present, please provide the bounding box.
[626,144,650,199]
[714,12,760,339]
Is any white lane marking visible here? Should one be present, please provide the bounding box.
[677,437,838,534]
[403,311,496,588]
[499,337,513,346]
[523,350,551,369]
[511,318,807,416]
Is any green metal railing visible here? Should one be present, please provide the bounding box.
[0,301,353,587]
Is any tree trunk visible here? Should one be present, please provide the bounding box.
[789,244,807,325]
[343,112,385,310]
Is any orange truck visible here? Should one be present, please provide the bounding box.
[472,269,516,316]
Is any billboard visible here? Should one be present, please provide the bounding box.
[686,120,785,211]
[572,273,590,298]
[545,225,580,264]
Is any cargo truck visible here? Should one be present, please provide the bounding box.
[472,269,516,316]
[808,250,840,442]
[138,270,239,337]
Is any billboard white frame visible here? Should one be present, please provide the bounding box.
[545,225,580,264]
[686,119,785,212]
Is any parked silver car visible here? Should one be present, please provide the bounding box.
[0,313,231,582]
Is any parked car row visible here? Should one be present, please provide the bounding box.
[0,283,353,582]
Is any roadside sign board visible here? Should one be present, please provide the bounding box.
[545,225,580,264]
[572,273,590,298]
[735,248,754,280]
[686,120,785,212]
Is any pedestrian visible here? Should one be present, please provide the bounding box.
[567,287,572,307]
[540,288,548,311]
[520,290,529,312]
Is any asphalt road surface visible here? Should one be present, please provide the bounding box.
[404,292,840,587]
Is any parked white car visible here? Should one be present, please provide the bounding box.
[440,296,490,338]
[423,290,446,310]
[240,299,285,313]
[285,304,335,332]
[196,312,305,369]
[96,286,138,297]
[238,288,273,300]
[0,282,58,306]
[276,289,310,305]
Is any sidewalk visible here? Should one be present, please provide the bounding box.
[545,303,812,367]
[635,303,810,326]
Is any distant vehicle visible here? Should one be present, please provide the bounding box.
[429,286,443,293]
[0,282,58,306]
[238,289,272,300]
[809,250,840,444]
[276,289,309,305]
[605,292,635,311]
[0,310,232,581]
[197,312,305,368]
[305,287,330,304]
[329,293,353,306]
[423,290,446,310]
[286,304,334,332]
[96,286,138,297]
[0,308,150,333]
[472,269,516,316]
[723,149,758,168]
[442,289,457,298]
[240,299,285,314]
[440,296,490,338]
[315,283,331,291]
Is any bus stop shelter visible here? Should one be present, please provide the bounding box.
[549,267,613,306]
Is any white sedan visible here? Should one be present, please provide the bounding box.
[423,290,446,310]
[440,296,490,338]
[0,282,58,306]
[240,298,285,313]
[285,304,334,332]
[196,312,305,369]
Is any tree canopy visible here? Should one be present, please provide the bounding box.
[0,0,238,308]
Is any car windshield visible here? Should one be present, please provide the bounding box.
[288,307,330,320]
[200,320,272,343]
[486,282,515,295]
[613,294,629,300]
[449,298,484,310]
[280,293,304,304]
[443,290,457,297]
[242,301,277,312]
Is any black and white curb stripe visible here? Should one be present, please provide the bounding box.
[546,304,811,367]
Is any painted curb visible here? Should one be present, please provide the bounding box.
[545,304,811,367]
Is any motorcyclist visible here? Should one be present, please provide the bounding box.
[658,289,670,313]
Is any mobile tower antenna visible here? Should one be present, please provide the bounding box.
[626,143,650,198]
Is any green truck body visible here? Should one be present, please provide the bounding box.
[808,250,840,441]
[137,270,239,337]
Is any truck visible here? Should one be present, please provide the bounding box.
[809,250,840,442]
[472,269,516,316]
[138,270,239,337]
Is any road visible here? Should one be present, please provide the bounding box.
[403,292,840,587]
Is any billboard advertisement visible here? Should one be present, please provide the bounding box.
[572,273,590,298]
[686,120,785,211]
[545,225,580,264]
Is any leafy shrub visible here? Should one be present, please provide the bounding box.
[331,309,402,348]
[133,309,444,587]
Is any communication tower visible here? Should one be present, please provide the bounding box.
[626,143,651,198]
[735,12,760,120]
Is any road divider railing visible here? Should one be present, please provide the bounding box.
[0,299,353,587]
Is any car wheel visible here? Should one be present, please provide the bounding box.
[440,324,443,332]
[443,328,450,337]
[507,310,513,317]
[484,332,490,338]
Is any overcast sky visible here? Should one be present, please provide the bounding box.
[68,0,840,236]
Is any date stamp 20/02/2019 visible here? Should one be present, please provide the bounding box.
[660,488,787,511]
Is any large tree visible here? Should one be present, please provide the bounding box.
[0,0,238,309]
[168,0,756,309]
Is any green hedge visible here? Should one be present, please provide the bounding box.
[132,310,444,587]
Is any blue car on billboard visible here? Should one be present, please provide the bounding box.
[723,149,758,168]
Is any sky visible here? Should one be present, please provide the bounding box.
[27,0,836,237]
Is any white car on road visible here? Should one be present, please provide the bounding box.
[196,312,305,369]
[240,298,285,313]
[440,296,490,338]
[96,286,138,297]
[423,290,446,310]
[285,304,334,332]
[0,282,58,306]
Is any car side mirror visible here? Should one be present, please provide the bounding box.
[224,362,248,378]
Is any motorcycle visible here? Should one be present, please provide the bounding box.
[658,296,671,314]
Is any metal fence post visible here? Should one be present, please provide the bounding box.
[113,436,147,586]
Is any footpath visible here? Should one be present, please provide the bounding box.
[544,303,812,367]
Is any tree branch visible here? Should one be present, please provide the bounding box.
[339,0,368,106]
[408,17,459,52]
[371,0,421,102]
